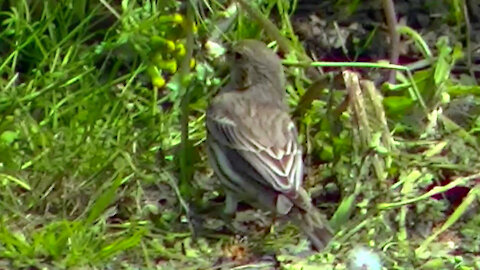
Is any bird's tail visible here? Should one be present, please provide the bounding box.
[287,188,334,251]
[289,206,334,250]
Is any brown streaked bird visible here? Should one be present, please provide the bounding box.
[206,39,333,250]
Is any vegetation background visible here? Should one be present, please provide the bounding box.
[0,0,479,269]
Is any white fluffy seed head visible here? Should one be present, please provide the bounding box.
[347,246,382,270]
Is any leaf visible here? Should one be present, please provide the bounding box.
[434,37,452,86]
[397,26,432,58]
[329,194,356,230]
[446,84,480,96]
[383,96,414,115]
[416,186,480,255]
[85,174,131,225]
[95,229,144,261]
[420,258,446,269]
[424,141,448,158]
[0,173,31,191]
[0,130,18,145]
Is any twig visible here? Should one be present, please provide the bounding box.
[462,0,477,83]
[178,0,196,235]
[163,170,196,238]
[382,0,399,84]
[100,0,121,19]
[178,0,195,188]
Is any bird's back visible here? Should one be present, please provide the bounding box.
[209,91,294,150]
[207,89,303,197]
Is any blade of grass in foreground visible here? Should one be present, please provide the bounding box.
[416,186,480,257]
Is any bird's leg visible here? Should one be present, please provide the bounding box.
[221,191,249,233]
[224,190,239,216]
[263,195,292,237]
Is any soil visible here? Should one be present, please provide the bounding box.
[291,0,480,78]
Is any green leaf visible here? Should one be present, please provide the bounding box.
[416,186,480,255]
[434,37,452,86]
[446,84,480,96]
[421,258,446,269]
[95,230,144,261]
[0,173,31,191]
[383,96,414,115]
[0,130,18,145]
[329,194,356,230]
[85,174,130,225]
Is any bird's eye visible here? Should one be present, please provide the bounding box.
[233,52,242,60]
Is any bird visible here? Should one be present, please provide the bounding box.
[205,39,333,250]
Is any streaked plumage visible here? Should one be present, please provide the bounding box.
[206,39,333,250]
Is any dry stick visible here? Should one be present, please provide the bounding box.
[382,0,399,84]
[344,71,371,148]
[361,80,394,151]
[462,0,477,83]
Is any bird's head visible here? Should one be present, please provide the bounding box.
[228,39,285,92]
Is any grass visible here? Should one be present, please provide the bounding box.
[0,0,480,269]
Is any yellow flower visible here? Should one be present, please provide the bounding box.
[152,76,165,88]
[150,36,175,52]
[157,13,183,24]
[175,43,186,58]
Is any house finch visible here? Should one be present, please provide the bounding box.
[206,39,333,250]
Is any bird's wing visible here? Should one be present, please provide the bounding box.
[206,94,303,195]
